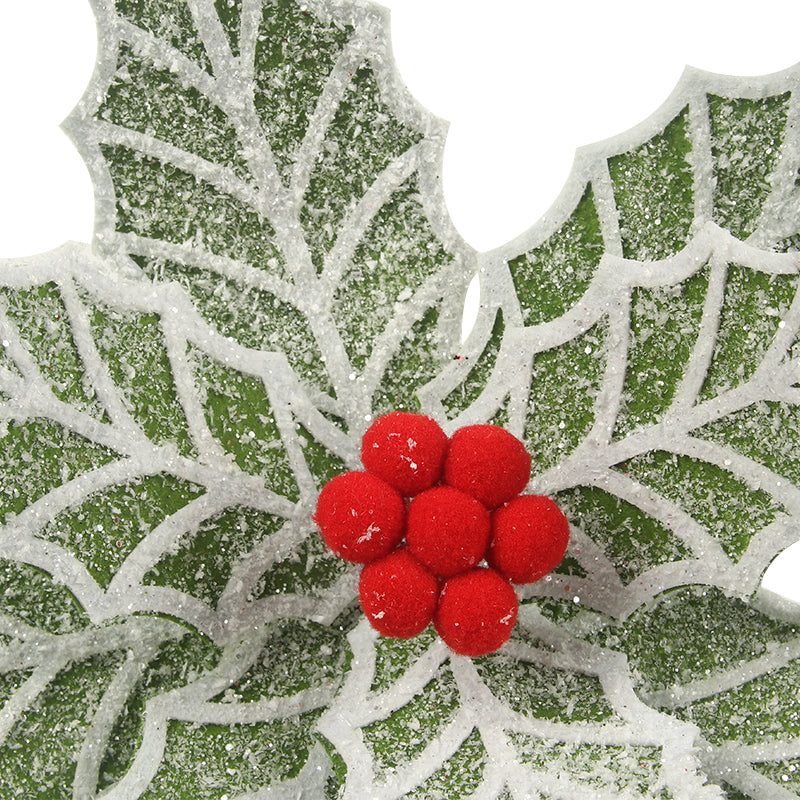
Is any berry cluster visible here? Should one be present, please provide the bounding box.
[314,412,570,657]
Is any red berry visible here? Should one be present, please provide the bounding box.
[488,495,570,584]
[361,411,448,496]
[406,486,490,578]
[443,425,531,509]
[359,548,439,638]
[314,471,405,563]
[434,568,518,657]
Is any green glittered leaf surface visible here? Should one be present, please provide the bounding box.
[1,2,800,798]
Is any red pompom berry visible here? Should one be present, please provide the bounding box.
[314,471,405,563]
[406,486,490,578]
[488,495,570,584]
[443,425,531,509]
[359,548,439,638]
[434,568,518,657]
[361,411,448,496]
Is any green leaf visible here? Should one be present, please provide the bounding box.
[406,728,487,799]
[615,267,708,437]
[133,255,331,392]
[0,559,89,634]
[556,485,691,585]
[140,714,322,799]
[221,619,351,701]
[608,107,694,261]
[253,532,349,598]
[614,586,798,693]
[98,44,249,177]
[0,651,126,799]
[79,0,459,412]
[678,660,800,747]
[709,92,791,240]
[373,303,452,416]
[524,319,606,472]
[613,586,800,798]
[476,649,615,722]
[143,505,285,607]
[0,418,115,521]
[700,264,799,401]
[332,176,453,370]
[92,303,196,455]
[116,0,213,71]
[296,422,347,488]
[509,184,605,325]
[301,69,424,271]
[362,664,460,777]
[101,143,287,277]
[443,308,505,418]
[1,283,106,418]
[0,250,348,797]
[698,400,800,487]
[371,627,440,693]
[98,628,222,791]
[510,736,672,799]
[98,618,349,796]
[621,451,786,561]
[252,0,352,177]
[194,351,299,500]
[40,473,204,588]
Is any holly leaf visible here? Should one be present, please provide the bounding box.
[318,60,800,800]
[0,244,359,797]
[68,0,469,424]
[604,585,800,800]
[434,71,800,799]
[319,601,734,799]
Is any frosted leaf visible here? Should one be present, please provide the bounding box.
[72,0,466,416]
[0,245,356,798]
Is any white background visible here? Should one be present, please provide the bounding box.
[1,1,799,600]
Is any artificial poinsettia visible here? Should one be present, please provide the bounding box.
[0,1,798,798]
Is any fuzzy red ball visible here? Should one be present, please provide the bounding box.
[406,485,491,578]
[359,548,440,638]
[434,568,519,657]
[314,471,405,563]
[443,425,531,509]
[488,495,570,584]
[361,411,448,496]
